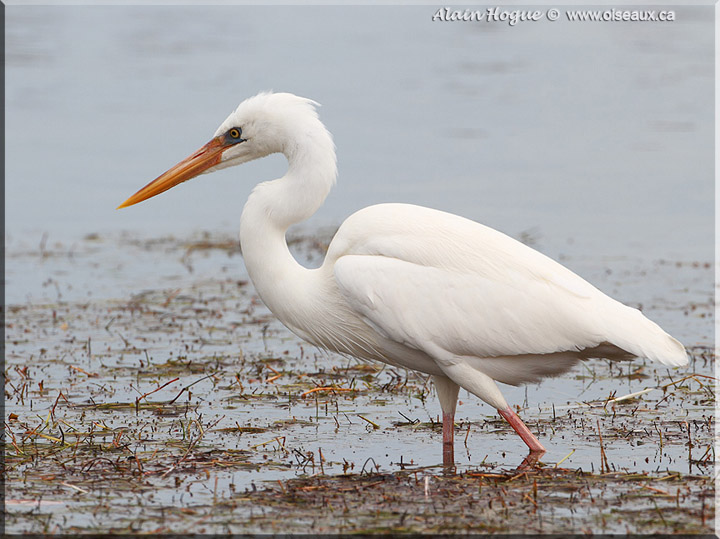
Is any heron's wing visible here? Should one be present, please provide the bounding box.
[329,203,686,367]
[333,254,605,361]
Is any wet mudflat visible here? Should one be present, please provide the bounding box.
[4,232,715,534]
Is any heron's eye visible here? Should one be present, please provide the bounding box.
[228,128,243,141]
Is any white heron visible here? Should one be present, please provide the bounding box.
[119,92,688,465]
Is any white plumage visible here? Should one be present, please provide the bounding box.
[120,92,688,463]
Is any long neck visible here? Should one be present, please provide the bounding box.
[239,128,337,330]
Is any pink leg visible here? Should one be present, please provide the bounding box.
[442,412,455,466]
[498,406,546,453]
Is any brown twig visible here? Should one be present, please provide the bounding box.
[50,391,68,421]
[135,377,180,412]
[167,373,217,405]
[300,386,353,397]
[69,365,98,378]
[597,419,609,473]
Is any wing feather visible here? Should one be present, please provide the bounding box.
[334,255,606,360]
[328,203,686,367]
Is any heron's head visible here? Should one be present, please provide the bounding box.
[118,92,331,209]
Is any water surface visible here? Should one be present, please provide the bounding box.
[6,5,713,262]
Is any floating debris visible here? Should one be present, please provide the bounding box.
[4,231,715,534]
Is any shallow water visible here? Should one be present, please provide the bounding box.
[4,233,715,533]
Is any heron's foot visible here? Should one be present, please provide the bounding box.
[516,450,545,471]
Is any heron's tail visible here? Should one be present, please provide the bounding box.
[605,302,688,367]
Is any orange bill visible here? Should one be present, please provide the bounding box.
[118,136,226,209]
